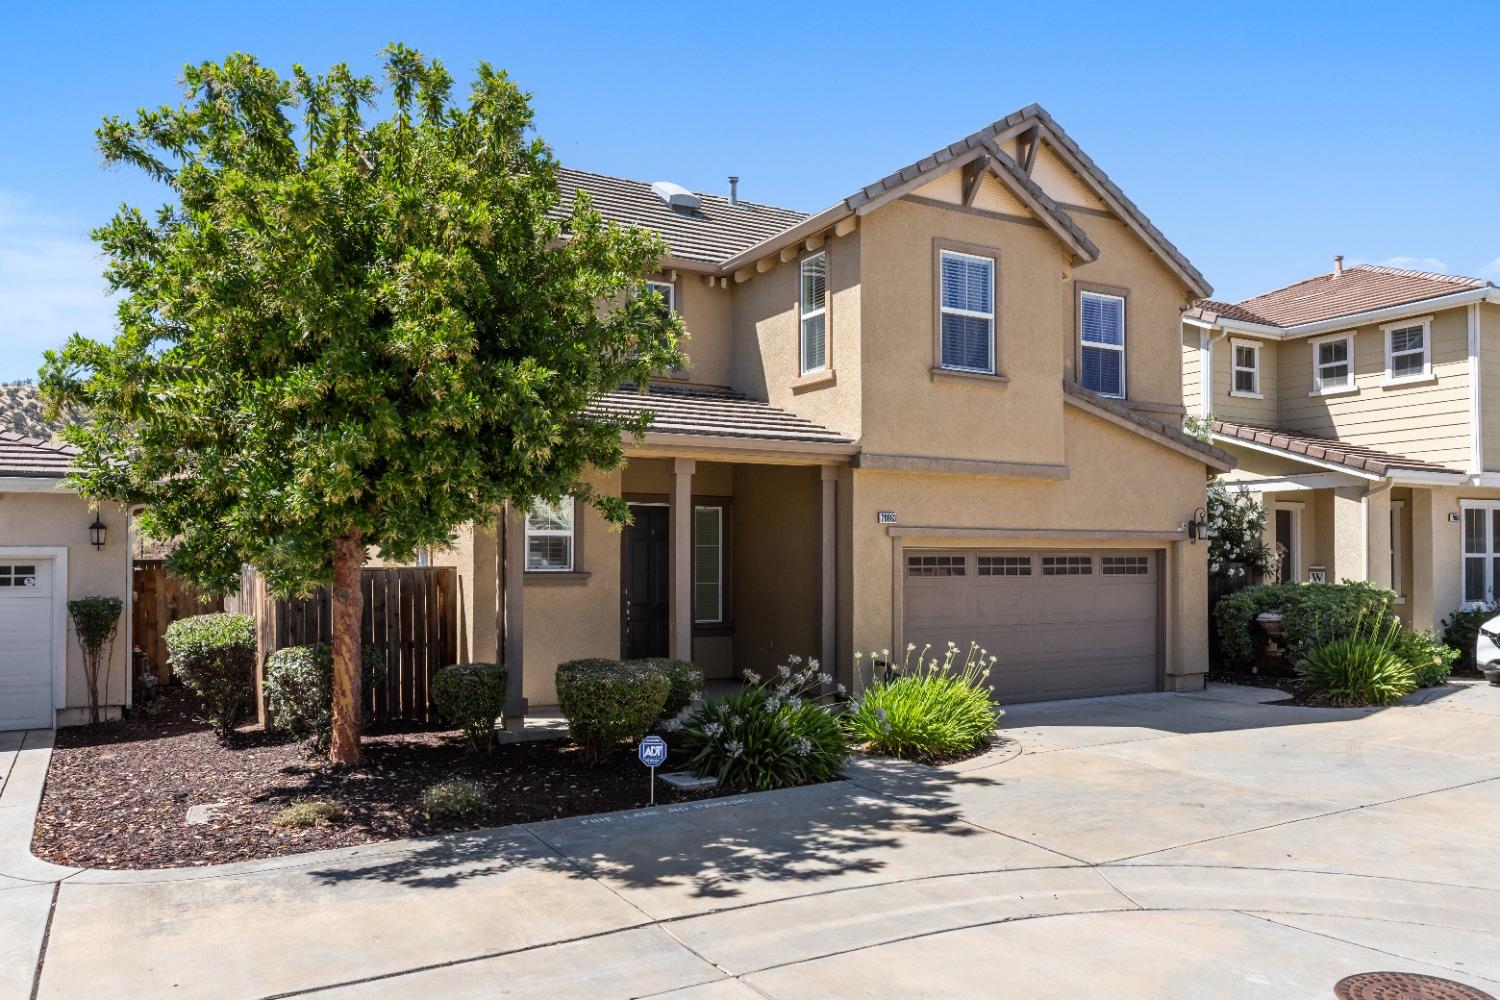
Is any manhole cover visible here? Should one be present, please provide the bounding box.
[1334,972,1495,1000]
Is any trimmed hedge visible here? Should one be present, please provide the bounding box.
[430,662,509,752]
[166,613,257,739]
[625,657,703,720]
[556,658,670,764]
[1215,582,1396,667]
[263,643,384,752]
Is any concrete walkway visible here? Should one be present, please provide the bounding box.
[3,682,1499,999]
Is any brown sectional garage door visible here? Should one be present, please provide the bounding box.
[903,549,1160,703]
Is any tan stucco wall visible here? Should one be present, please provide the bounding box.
[0,489,132,725]
[730,465,820,676]
[666,270,734,388]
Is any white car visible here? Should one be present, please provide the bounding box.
[1475,613,1500,670]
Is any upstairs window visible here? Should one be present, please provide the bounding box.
[525,498,575,572]
[939,250,995,373]
[1385,318,1431,382]
[799,252,827,374]
[1231,339,1261,396]
[1079,291,1125,397]
[1312,334,1354,394]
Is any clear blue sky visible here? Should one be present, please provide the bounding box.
[3,1,1496,381]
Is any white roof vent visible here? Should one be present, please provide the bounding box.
[651,181,701,212]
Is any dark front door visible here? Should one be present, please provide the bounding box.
[623,504,670,659]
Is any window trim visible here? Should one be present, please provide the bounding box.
[1459,499,1500,608]
[798,250,829,376]
[933,241,1000,377]
[1229,338,1262,399]
[524,497,576,574]
[1273,501,1304,584]
[1382,315,1433,386]
[1077,286,1127,399]
[691,496,733,633]
[692,504,724,625]
[1309,332,1357,396]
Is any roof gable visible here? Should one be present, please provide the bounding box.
[1028,142,1108,211]
[1189,264,1494,331]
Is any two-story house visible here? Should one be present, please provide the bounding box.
[1184,261,1500,634]
[427,104,1231,720]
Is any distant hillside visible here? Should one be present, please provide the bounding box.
[1,383,69,440]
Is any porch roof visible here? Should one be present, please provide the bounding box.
[590,382,854,449]
[0,430,75,478]
[1211,419,1465,479]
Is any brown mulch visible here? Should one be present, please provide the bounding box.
[32,688,730,870]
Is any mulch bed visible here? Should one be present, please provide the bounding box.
[32,688,731,870]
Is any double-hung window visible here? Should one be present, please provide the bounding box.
[1079,291,1125,397]
[1384,318,1431,383]
[525,498,575,572]
[938,250,995,373]
[1312,334,1354,394]
[693,505,724,624]
[643,280,675,314]
[1462,501,1500,606]
[799,252,827,374]
[1231,339,1261,397]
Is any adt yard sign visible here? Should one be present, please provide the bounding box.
[638,735,669,805]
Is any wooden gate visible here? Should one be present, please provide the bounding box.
[260,567,457,723]
[132,561,224,682]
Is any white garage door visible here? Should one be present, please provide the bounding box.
[904,549,1160,703]
[0,560,55,731]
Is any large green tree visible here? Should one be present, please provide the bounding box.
[41,47,682,763]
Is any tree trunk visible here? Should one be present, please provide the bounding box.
[329,531,364,766]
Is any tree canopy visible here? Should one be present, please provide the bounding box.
[42,45,684,598]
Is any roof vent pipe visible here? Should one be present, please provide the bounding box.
[728,176,739,206]
[1333,254,1345,277]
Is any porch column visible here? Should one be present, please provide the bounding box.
[671,459,695,660]
[1364,488,1393,592]
[1330,486,1367,583]
[500,503,528,732]
[819,464,838,677]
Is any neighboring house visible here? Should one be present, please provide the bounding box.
[1183,261,1500,633]
[0,431,133,730]
[427,103,1231,715]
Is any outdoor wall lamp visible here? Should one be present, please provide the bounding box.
[88,512,107,550]
[1186,507,1207,543]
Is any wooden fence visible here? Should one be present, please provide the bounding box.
[132,561,224,682]
[251,567,458,724]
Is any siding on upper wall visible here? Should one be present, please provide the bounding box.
[1211,334,1278,425]
[1480,303,1500,472]
[1181,327,1203,416]
[1276,306,1472,468]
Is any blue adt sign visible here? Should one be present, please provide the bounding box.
[637,735,669,768]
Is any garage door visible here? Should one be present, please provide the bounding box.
[903,549,1159,703]
[0,560,55,731]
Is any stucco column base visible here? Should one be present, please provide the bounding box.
[670,459,695,660]
[1164,672,1206,693]
[1330,486,1367,584]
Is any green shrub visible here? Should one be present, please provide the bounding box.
[1389,628,1459,688]
[625,658,703,720]
[1215,582,1396,667]
[556,659,670,764]
[1296,616,1416,706]
[272,798,345,828]
[263,643,385,752]
[422,779,487,820]
[844,642,1002,761]
[1441,605,1497,670]
[167,613,257,738]
[680,659,847,791]
[430,662,509,751]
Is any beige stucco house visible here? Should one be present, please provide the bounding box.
[0,432,133,729]
[428,103,1232,718]
[1183,261,1500,633]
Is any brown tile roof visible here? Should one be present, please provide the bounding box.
[1211,419,1463,477]
[1062,381,1234,470]
[553,168,809,266]
[1189,265,1493,329]
[589,382,854,447]
[0,430,76,478]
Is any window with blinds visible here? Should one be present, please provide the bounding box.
[939,250,995,373]
[1386,322,1428,381]
[1080,291,1125,397]
[800,252,827,374]
[694,506,723,624]
[526,498,575,572]
[1313,335,1353,392]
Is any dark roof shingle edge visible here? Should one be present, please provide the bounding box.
[1210,419,1464,478]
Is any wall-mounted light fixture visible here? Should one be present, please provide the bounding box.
[88,511,107,550]
[1186,507,1207,543]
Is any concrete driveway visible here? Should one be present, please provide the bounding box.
[3,681,1498,999]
